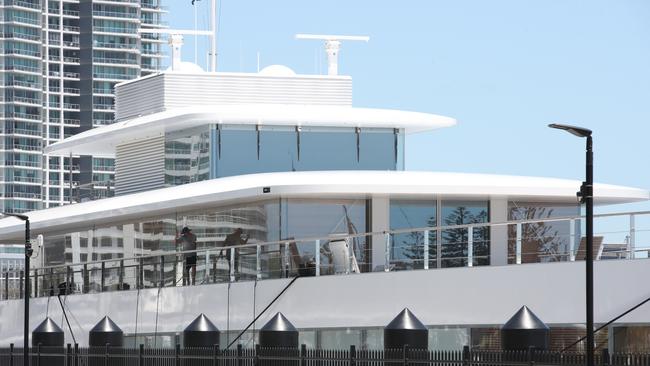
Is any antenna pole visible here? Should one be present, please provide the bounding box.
[210,0,218,71]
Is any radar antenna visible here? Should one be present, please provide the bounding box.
[295,34,369,76]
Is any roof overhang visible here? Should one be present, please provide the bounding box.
[0,170,646,242]
[45,105,457,156]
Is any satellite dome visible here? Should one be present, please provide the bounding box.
[259,64,296,76]
[165,61,204,73]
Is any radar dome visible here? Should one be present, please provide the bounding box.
[165,61,204,73]
[259,65,296,76]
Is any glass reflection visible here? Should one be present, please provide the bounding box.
[389,199,437,270]
[164,127,211,186]
[441,200,489,267]
[281,198,368,273]
[507,202,580,263]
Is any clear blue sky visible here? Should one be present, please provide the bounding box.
[166,0,650,214]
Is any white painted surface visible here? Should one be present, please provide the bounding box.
[1,259,649,346]
[0,170,646,241]
[490,198,509,266]
[45,105,456,156]
[371,196,390,270]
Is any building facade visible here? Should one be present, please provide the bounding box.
[0,0,165,213]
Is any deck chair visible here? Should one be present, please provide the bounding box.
[575,236,604,260]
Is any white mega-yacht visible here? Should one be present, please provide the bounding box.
[0,35,649,354]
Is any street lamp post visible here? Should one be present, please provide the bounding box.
[548,124,594,366]
[1,213,32,366]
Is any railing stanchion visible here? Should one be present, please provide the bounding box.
[569,219,576,262]
[230,247,236,282]
[160,255,165,287]
[315,240,321,276]
[516,223,522,264]
[83,264,89,294]
[237,344,243,366]
[423,230,429,270]
[629,214,636,259]
[138,258,144,289]
[301,344,307,366]
[385,233,391,272]
[34,269,38,298]
[255,344,261,366]
[101,261,106,291]
[350,345,356,366]
[175,343,181,366]
[3,272,7,300]
[118,260,124,290]
[402,344,409,366]
[284,241,291,277]
[9,343,13,366]
[67,343,71,366]
[206,249,211,283]
[66,265,72,294]
[467,226,473,267]
[74,343,79,366]
[19,270,23,299]
[213,344,219,366]
[256,245,262,280]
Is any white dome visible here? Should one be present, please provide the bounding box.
[165,61,204,73]
[259,64,296,76]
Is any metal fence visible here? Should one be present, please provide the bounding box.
[0,345,648,366]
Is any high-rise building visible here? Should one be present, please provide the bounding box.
[0,0,166,213]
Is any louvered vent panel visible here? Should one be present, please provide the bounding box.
[115,136,165,196]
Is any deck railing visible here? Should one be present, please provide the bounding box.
[1,210,649,300]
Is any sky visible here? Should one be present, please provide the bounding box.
[165,0,650,216]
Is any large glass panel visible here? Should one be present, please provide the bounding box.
[259,126,298,173]
[177,200,281,282]
[164,126,211,186]
[360,128,398,170]
[389,199,437,270]
[214,125,260,177]
[441,201,489,267]
[507,202,580,263]
[282,198,368,274]
[297,127,357,170]
[429,327,469,350]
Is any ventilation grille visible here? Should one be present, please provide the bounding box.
[115,136,165,196]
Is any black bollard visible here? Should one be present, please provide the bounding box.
[184,314,221,366]
[32,317,65,366]
[384,308,428,350]
[89,316,123,366]
[501,306,550,351]
[259,313,299,366]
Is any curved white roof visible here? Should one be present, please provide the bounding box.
[0,170,646,241]
[44,105,457,156]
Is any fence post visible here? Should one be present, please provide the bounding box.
[139,344,144,366]
[138,258,144,289]
[385,233,391,272]
[255,344,261,366]
[516,223,522,264]
[301,344,307,366]
[67,344,71,366]
[402,345,409,366]
[74,343,79,366]
[462,346,470,366]
[601,348,610,366]
[315,240,321,276]
[4,272,8,299]
[350,345,356,366]
[237,344,243,366]
[423,230,429,270]
[256,245,262,280]
[37,343,41,366]
[105,344,110,366]
[9,343,13,366]
[175,343,181,366]
[213,344,219,366]
[527,346,534,366]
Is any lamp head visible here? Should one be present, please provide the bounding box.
[548,123,592,138]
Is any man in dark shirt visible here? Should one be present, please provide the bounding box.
[178,227,197,285]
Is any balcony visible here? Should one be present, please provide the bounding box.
[93,10,138,19]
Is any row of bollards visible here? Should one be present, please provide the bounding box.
[30,305,550,351]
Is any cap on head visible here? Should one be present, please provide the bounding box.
[182,227,191,234]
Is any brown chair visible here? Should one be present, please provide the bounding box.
[575,236,604,260]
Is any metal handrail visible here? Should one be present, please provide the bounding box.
[26,209,650,272]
